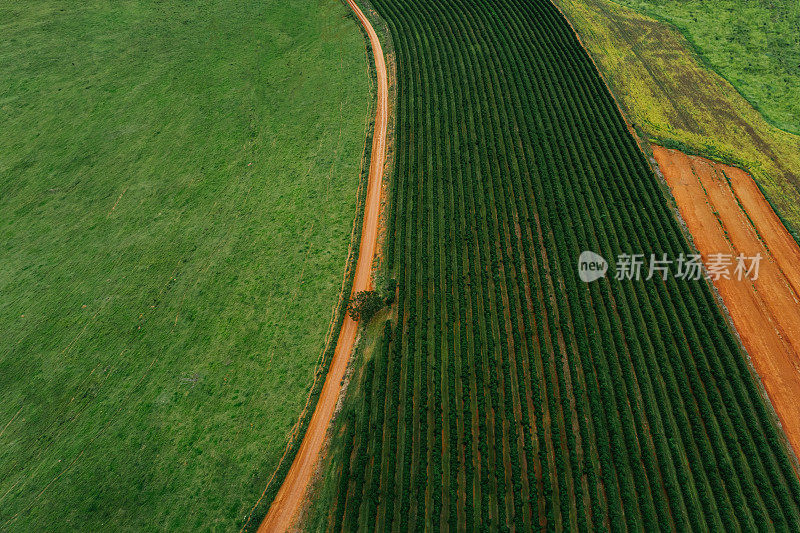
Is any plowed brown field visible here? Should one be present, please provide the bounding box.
[654,145,800,457]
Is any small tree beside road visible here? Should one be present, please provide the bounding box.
[347,290,384,323]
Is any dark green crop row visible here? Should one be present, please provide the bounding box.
[316,0,800,530]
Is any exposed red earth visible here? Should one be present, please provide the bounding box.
[655,145,800,458]
[256,1,388,531]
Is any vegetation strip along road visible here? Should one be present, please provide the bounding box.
[256,0,388,530]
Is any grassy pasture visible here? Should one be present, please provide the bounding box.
[616,0,800,135]
[0,0,369,529]
[554,0,800,239]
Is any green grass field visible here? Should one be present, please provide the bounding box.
[616,0,800,135]
[0,0,369,529]
[554,0,800,240]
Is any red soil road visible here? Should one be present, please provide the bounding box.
[257,2,388,531]
[654,145,800,457]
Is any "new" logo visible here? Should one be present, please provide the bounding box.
[578,251,608,283]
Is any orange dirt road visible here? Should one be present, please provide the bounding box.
[257,1,388,531]
[654,145,800,457]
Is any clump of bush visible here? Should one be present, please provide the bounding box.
[384,278,398,306]
[347,290,385,323]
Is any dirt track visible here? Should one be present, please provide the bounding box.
[257,1,388,531]
[654,145,800,457]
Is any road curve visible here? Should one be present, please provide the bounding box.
[258,1,388,531]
